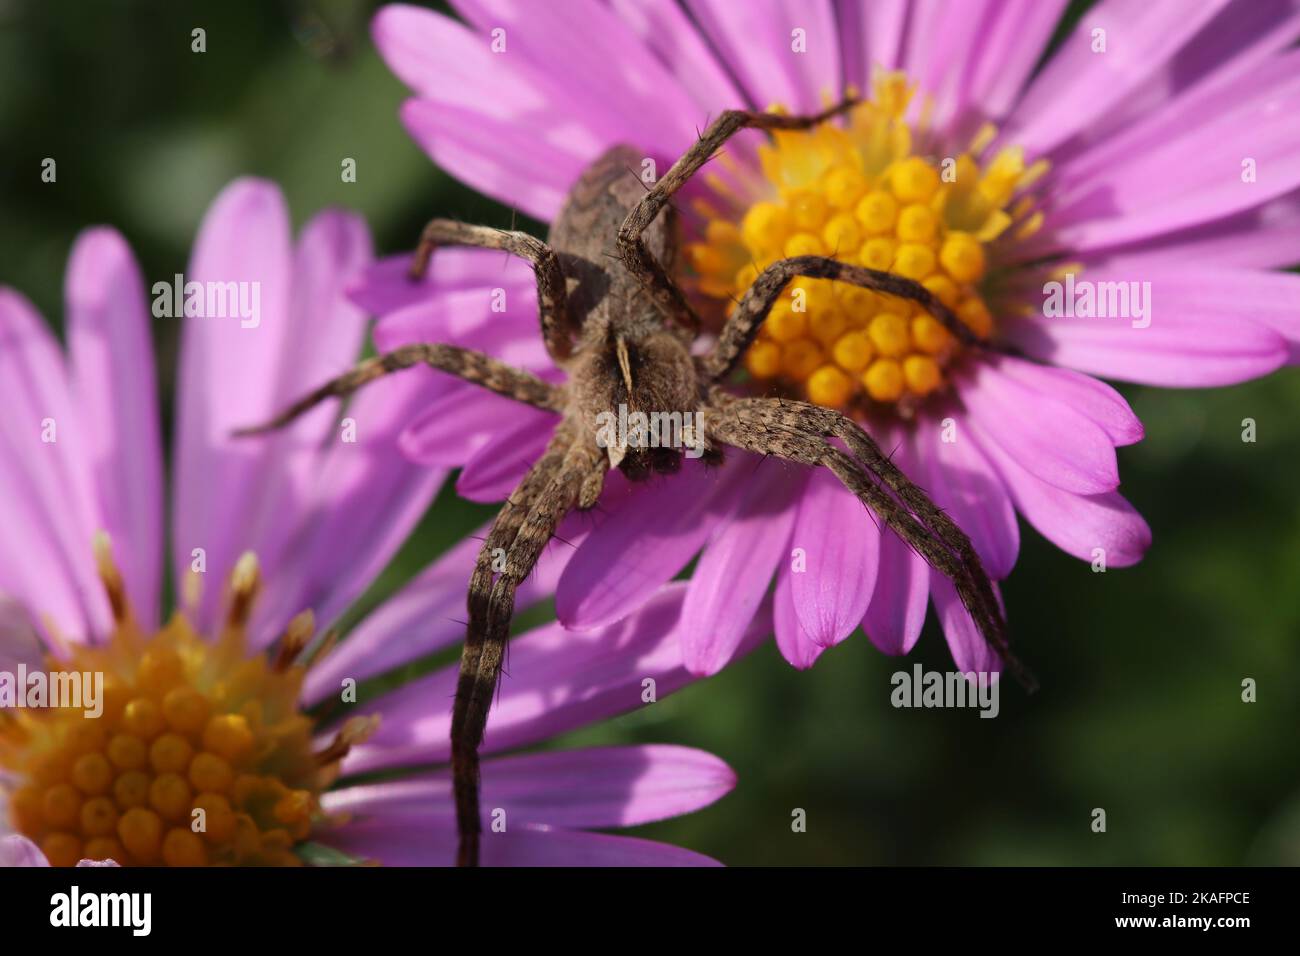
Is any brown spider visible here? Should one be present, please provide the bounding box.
[239,99,1033,866]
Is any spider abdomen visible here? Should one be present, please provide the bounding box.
[549,144,680,338]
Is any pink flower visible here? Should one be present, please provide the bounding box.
[357,0,1300,675]
[0,179,745,866]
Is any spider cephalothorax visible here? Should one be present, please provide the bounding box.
[549,145,715,480]
[240,98,1031,866]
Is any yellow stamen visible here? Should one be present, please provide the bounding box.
[855,191,898,233]
[274,609,316,672]
[859,236,897,271]
[225,551,260,632]
[745,340,783,379]
[807,365,853,409]
[867,312,910,358]
[93,532,129,625]
[891,156,940,203]
[685,71,1050,412]
[766,300,808,342]
[1,550,352,867]
[903,354,944,395]
[831,330,875,373]
[781,340,825,380]
[863,358,905,402]
[968,122,998,156]
[314,716,380,768]
[911,315,954,355]
[822,213,863,253]
[1013,210,1046,241]
[957,296,995,339]
[893,242,936,280]
[938,231,985,283]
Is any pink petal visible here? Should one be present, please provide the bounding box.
[248,369,448,648]
[684,0,840,112]
[556,460,742,630]
[1065,0,1300,159]
[681,456,803,675]
[0,597,46,671]
[836,0,907,82]
[397,386,536,467]
[970,419,1152,567]
[930,573,1003,676]
[609,0,746,111]
[455,411,561,502]
[451,0,705,155]
[963,0,1070,122]
[1056,45,1300,187]
[0,455,93,645]
[172,178,294,630]
[273,211,374,409]
[903,0,1032,132]
[324,744,734,829]
[234,210,375,625]
[789,463,880,647]
[325,819,719,866]
[1005,0,1234,156]
[862,516,930,656]
[66,227,163,631]
[300,518,580,708]
[1002,262,1290,387]
[399,99,583,222]
[861,425,929,655]
[956,361,1120,495]
[773,565,825,669]
[1045,51,1300,250]
[912,413,1019,579]
[372,5,616,221]
[347,248,534,318]
[0,835,48,867]
[986,356,1144,447]
[1097,189,1300,271]
[0,833,117,867]
[374,4,558,118]
[1076,260,1300,362]
[372,283,552,372]
[1004,315,1286,387]
[0,288,107,640]
[335,584,770,773]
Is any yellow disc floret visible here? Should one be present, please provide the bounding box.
[687,72,1047,413]
[1,545,375,867]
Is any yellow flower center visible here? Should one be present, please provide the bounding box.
[1,539,374,866]
[688,72,1049,413]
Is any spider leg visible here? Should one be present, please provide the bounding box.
[701,255,983,383]
[779,401,1012,672]
[410,218,574,361]
[453,433,568,866]
[232,343,561,436]
[705,394,1035,690]
[453,431,608,866]
[616,99,860,333]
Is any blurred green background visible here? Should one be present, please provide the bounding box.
[2,0,1296,865]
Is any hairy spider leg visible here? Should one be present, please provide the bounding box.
[615,100,861,333]
[701,255,982,384]
[455,430,607,864]
[410,218,575,360]
[231,343,561,436]
[705,394,1034,690]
